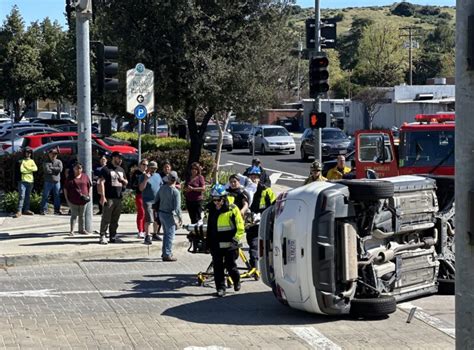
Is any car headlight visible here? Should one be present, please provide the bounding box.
[321,143,328,147]
[205,136,211,140]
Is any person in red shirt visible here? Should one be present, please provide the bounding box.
[184,162,206,224]
[64,162,92,236]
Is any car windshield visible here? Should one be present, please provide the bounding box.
[206,124,218,132]
[231,124,252,132]
[263,128,289,137]
[322,129,347,140]
[399,130,454,168]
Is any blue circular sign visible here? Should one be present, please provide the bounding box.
[134,105,147,120]
[135,63,145,73]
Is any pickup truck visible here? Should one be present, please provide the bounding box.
[258,175,455,317]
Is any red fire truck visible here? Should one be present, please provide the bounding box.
[354,113,455,178]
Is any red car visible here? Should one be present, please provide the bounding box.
[22,132,137,154]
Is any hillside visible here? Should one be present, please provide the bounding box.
[288,3,456,43]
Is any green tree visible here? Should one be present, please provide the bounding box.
[337,17,374,71]
[0,7,44,120]
[353,22,407,87]
[93,0,295,167]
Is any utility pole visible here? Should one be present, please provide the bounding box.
[400,26,421,85]
[456,6,474,348]
[75,0,93,232]
[313,0,322,163]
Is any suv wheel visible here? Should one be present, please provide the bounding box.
[350,295,396,318]
[300,147,308,161]
[340,179,394,201]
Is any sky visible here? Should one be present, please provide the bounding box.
[0,0,456,28]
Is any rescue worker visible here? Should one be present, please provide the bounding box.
[326,155,351,180]
[247,166,276,269]
[206,184,245,297]
[304,160,327,185]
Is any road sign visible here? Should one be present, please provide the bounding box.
[126,63,154,114]
[134,105,147,120]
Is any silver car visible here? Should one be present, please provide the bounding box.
[203,124,233,151]
[249,125,296,154]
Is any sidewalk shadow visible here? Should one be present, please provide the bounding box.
[0,232,71,240]
[104,273,215,299]
[162,291,342,326]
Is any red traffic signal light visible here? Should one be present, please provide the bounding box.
[309,111,326,129]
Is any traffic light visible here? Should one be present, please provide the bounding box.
[309,111,326,129]
[97,44,119,94]
[309,54,329,98]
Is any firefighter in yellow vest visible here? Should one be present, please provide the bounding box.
[326,155,351,180]
[206,184,245,297]
[247,166,276,269]
[304,160,327,185]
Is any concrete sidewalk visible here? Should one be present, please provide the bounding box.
[0,184,291,267]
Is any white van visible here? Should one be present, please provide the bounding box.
[259,175,455,317]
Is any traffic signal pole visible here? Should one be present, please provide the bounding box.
[312,0,322,163]
[75,1,93,232]
[456,5,474,348]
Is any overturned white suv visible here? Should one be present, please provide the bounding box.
[258,175,455,317]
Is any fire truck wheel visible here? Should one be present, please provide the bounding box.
[341,179,394,201]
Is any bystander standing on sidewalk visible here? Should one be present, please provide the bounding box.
[157,171,182,261]
[130,159,148,238]
[97,151,128,244]
[154,159,179,239]
[184,162,205,224]
[64,162,92,236]
[93,155,107,215]
[40,148,63,215]
[138,161,162,245]
[14,147,37,218]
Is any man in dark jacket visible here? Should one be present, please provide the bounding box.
[40,148,63,215]
[243,158,271,187]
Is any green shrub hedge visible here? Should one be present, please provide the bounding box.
[112,132,189,153]
[0,191,43,214]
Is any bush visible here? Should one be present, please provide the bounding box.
[438,12,452,20]
[111,132,189,153]
[391,2,416,17]
[121,190,136,214]
[417,6,441,16]
[0,191,43,214]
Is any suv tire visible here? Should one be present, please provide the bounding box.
[350,295,396,318]
[341,180,394,201]
[300,147,308,161]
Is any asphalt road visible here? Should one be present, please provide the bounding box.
[0,250,455,349]
[219,137,310,189]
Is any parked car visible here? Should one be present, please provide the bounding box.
[36,111,73,120]
[29,118,76,127]
[33,140,138,172]
[0,127,60,155]
[259,175,455,317]
[300,127,351,161]
[203,124,233,151]
[229,122,253,148]
[248,125,296,155]
[22,132,138,154]
[0,122,48,136]
[55,124,100,134]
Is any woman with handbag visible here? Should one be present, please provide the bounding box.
[64,162,92,236]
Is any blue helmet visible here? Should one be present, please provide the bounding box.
[211,183,227,197]
[248,166,261,176]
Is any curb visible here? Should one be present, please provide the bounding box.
[0,239,192,268]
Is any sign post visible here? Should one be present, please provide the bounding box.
[126,63,154,163]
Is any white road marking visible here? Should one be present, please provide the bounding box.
[184,347,230,350]
[279,176,305,182]
[218,162,235,168]
[269,172,282,184]
[0,289,151,298]
[291,326,341,350]
[227,160,306,179]
[398,302,455,339]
